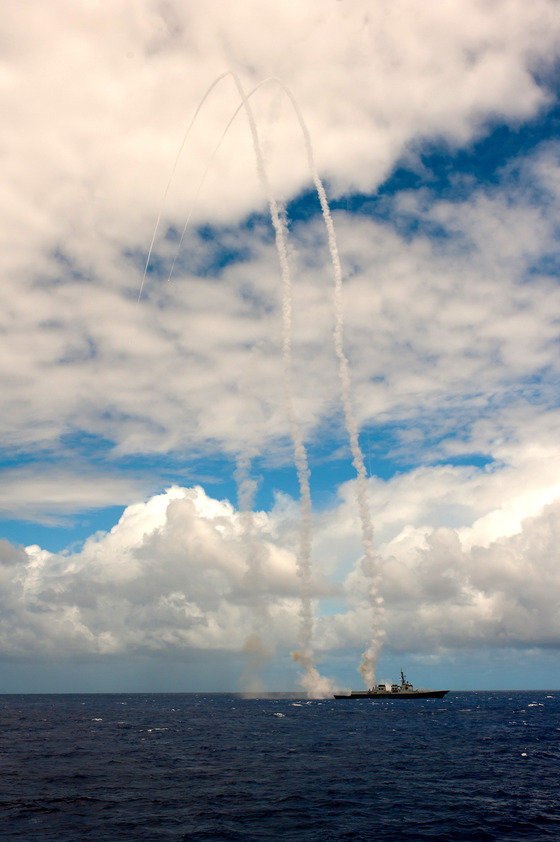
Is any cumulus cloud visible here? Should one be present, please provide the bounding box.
[0,486,331,660]
[322,494,560,660]
[2,474,560,673]
[358,499,560,654]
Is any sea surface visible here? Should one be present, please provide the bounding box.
[2,691,560,840]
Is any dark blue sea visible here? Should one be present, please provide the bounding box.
[2,691,559,840]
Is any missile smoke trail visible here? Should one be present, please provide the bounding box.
[165,79,274,286]
[138,72,230,303]
[139,82,275,692]
[235,452,272,695]
[235,452,259,575]
[266,78,385,688]
[139,71,330,694]
[139,72,381,690]
[228,72,332,697]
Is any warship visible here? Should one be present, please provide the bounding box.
[333,670,448,700]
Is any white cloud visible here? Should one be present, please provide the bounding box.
[2,1,560,684]
[5,0,555,231]
[0,466,149,522]
[2,467,560,670]
[1,0,559,467]
[0,486,329,660]
[2,149,560,465]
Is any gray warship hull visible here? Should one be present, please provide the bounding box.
[333,689,448,699]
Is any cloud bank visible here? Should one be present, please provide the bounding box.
[2,1,560,687]
[2,0,560,462]
[3,469,560,679]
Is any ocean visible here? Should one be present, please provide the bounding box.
[2,691,559,840]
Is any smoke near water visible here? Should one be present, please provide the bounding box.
[240,633,274,696]
[270,80,385,688]
[140,72,381,693]
[229,72,332,697]
[139,71,331,695]
[235,452,273,693]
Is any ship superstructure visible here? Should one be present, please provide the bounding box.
[333,670,448,700]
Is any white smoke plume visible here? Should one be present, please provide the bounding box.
[235,452,274,692]
[137,70,324,691]
[138,71,367,695]
[239,632,273,697]
[290,648,335,698]
[269,79,385,688]
[228,72,326,695]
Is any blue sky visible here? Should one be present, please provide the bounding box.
[3,0,560,693]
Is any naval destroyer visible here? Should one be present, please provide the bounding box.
[334,670,448,700]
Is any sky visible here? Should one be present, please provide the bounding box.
[2,0,560,693]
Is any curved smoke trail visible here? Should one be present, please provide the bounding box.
[264,78,385,688]
[138,72,230,303]
[165,79,275,285]
[229,72,332,698]
[138,72,330,696]
[216,74,382,690]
